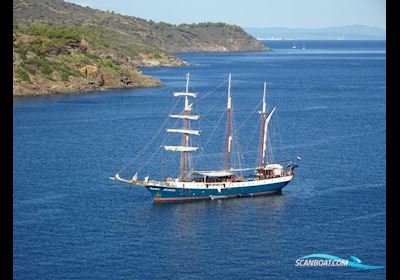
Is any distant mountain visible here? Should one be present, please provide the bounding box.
[245,25,386,40]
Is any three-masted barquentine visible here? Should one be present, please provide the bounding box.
[111,73,299,202]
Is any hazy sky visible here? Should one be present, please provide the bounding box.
[67,0,386,29]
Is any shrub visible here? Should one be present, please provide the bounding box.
[60,72,69,81]
[27,24,81,48]
[15,68,31,82]
[35,58,53,75]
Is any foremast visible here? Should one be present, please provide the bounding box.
[164,73,200,181]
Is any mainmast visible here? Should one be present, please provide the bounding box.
[259,82,276,167]
[224,73,232,171]
[164,73,200,181]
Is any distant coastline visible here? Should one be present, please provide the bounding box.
[246,25,386,40]
[257,38,386,41]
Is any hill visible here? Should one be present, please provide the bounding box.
[13,0,269,96]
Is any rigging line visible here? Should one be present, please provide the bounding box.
[137,117,180,174]
[189,88,222,126]
[198,107,265,124]
[275,111,287,161]
[233,99,263,134]
[230,107,236,168]
[136,124,175,176]
[201,107,227,151]
[193,100,200,172]
[192,95,203,171]
[192,80,228,119]
[231,108,243,172]
[201,96,225,117]
[160,148,165,179]
[116,97,181,175]
[201,103,224,123]
[236,116,261,167]
[187,121,194,173]
[196,79,228,102]
[242,116,262,152]
[194,94,225,125]
[229,107,235,169]
[194,107,226,169]
[117,101,180,175]
[196,116,218,127]
[190,108,219,127]
[267,134,274,164]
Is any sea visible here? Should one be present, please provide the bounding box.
[13,40,386,279]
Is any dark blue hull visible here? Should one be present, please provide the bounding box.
[145,181,290,203]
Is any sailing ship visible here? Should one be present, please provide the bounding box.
[292,41,297,49]
[111,73,299,202]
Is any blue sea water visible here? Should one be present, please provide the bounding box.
[13,40,386,279]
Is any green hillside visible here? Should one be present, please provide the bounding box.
[13,0,270,96]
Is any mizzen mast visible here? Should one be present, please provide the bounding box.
[164,73,200,181]
[259,82,267,167]
[224,73,233,171]
[259,82,276,167]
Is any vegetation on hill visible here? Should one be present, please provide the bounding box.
[13,0,270,96]
[13,24,165,96]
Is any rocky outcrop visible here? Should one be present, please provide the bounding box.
[13,29,163,96]
[13,67,163,96]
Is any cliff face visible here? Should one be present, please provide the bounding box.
[13,0,270,96]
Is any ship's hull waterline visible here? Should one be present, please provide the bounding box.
[145,179,291,203]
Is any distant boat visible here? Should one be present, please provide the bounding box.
[302,42,306,50]
[111,73,299,203]
[292,41,296,49]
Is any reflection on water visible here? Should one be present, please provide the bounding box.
[147,194,290,242]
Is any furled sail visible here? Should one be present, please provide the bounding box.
[169,114,200,120]
[262,107,276,160]
[166,129,200,135]
[173,92,197,97]
[164,146,199,152]
[192,170,234,177]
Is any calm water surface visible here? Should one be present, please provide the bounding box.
[13,40,386,279]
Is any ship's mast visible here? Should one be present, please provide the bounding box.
[164,73,200,181]
[259,82,267,167]
[181,73,190,180]
[224,73,232,171]
[259,81,276,167]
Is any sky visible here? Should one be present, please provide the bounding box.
[67,0,386,30]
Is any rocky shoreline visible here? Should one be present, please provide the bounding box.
[13,27,189,97]
[12,73,164,97]
[13,53,186,97]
